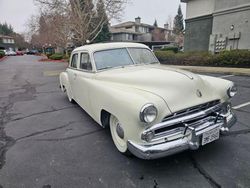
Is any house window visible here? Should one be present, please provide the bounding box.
[3,39,14,44]
[125,26,132,29]
[135,26,139,32]
[139,27,147,33]
[3,39,8,43]
[127,34,133,41]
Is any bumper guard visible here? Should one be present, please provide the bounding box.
[128,107,237,160]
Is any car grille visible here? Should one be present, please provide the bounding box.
[152,100,222,139]
[162,100,221,122]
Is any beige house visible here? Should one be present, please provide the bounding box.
[110,17,172,42]
[0,35,15,50]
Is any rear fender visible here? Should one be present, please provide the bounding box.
[59,72,73,99]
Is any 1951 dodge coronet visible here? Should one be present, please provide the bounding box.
[59,42,237,159]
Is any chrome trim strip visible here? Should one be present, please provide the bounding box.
[162,100,220,122]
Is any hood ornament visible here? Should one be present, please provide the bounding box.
[196,90,202,98]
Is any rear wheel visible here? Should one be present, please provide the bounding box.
[109,114,131,155]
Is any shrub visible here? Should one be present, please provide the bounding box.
[46,53,52,59]
[49,53,64,60]
[63,54,69,59]
[155,50,250,68]
[161,46,179,53]
[213,50,250,67]
[62,54,70,62]
[154,51,176,62]
[0,50,5,58]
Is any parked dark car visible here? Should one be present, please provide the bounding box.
[27,50,39,55]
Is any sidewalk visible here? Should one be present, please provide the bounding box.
[168,65,250,76]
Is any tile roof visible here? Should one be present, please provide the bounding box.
[112,21,155,29]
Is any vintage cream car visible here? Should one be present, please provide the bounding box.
[59,43,237,159]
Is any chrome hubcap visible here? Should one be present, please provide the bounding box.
[116,123,124,139]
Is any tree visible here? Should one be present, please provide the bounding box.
[27,12,72,52]
[0,22,14,35]
[153,19,158,27]
[94,0,111,42]
[69,0,97,45]
[173,5,184,35]
[34,0,128,46]
[0,22,30,49]
[11,33,30,50]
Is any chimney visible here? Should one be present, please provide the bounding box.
[135,17,141,24]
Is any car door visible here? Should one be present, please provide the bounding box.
[73,52,95,113]
[67,53,79,101]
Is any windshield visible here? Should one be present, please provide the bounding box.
[94,48,158,70]
[128,48,158,64]
[94,48,134,70]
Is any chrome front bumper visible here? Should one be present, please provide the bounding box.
[128,103,237,160]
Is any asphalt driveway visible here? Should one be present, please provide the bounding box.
[0,56,250,188]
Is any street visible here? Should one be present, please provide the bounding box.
[0,55,250,188]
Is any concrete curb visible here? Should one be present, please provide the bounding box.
[0,56,8,62]
[168,65,250,76]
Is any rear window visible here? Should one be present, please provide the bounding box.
[71,54,78,68]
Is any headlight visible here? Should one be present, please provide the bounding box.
[140,104,158,123]
[227,85,237,98]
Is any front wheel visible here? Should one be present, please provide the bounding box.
[109,114,131,155]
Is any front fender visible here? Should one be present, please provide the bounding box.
[199,75,234,102]
[88,80,170,143]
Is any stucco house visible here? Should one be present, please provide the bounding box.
[182,0,250,53]
[0,35,15,50]
[110,17,172,42]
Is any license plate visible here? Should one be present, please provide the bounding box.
[202,127,220,146]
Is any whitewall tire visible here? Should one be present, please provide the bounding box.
[109,114,129,154]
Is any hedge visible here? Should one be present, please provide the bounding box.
[161,46,179,53]
[49,53,64,60]
[0,50,5,58]
[63,54,70,62]
[155,50,250,68]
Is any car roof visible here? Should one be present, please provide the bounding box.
[73,42,150,53]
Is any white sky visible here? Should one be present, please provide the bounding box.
[114,0,186,27]
[0,0,186,33]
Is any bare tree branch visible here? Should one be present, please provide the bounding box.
[31,0,128,48]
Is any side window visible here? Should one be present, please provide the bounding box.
[71,53,78,68]
[80,53,92,71]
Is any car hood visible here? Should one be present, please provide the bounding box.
[95,65,221,113]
